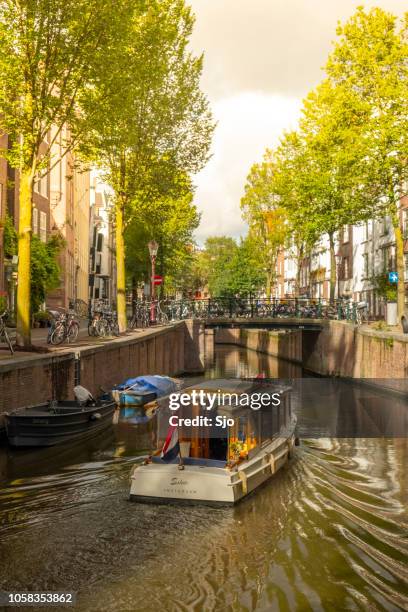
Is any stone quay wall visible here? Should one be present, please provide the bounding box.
[214,327,302,363]
[0,320,204,422]
[215,322,408,393]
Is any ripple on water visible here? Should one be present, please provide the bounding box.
[0,414,407,610]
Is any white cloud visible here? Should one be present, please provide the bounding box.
[194,93,302,243]
[189,0,406,242]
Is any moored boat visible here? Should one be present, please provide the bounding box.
[129,379,296,505]
[5,387,116,447]
[112,375,180,406]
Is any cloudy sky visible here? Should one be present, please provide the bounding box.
[188,0,405,243]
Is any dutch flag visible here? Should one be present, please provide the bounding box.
[161,425,180,463]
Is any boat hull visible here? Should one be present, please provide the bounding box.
[130,419,296,505]
[5,401,116,447]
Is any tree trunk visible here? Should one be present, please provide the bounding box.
[295,244,303,297]
[16,169,34,347]
[115,201,127,332]
[132,276,137,315]
[393,217,405,319]
[265,269,272,299]
[329,232,336,304]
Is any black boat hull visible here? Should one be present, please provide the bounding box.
[5,401,116,447]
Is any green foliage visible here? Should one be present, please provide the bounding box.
[80,0,214,309]
[0,0,133,172]
[241,157,289,295]
[3,213,17,258]
[241,6,408,305]
[30,234,65,314]
[84,0,214,216]
[371,273,397,302]
[191,236,264,298]
[226,237,265,297]
[2,214,64,312]
[124,189,200,293]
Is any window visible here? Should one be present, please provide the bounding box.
[343,257,350,279]
[405,253,408,278]
[96,253,102,275]
[403,209,408,238]
[96,233,103,252]
[381,246,390,272]
[364,220,372,242]
[32,207,38,235]
[40,174,48,197]
[39,211,47,242]
[343,225,350,243]
[381,217,389,236]
[362,253,370,278]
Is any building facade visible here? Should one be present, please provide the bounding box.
[47,127,90,310]
[88,172,116,306]
[273,200,408,317]
[0,125,91,315]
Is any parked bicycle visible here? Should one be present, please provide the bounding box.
[88,304,119,337]
[129,300,150,329]
[0,310,14,355]
[49,310,80,345]
[356,301,369,325]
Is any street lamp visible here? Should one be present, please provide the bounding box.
[148,240,159,323]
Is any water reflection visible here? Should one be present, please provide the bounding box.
[0,342,407,611]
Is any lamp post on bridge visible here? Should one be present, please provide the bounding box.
[148,240,159,324]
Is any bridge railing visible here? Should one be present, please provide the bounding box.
[131,297,360,325]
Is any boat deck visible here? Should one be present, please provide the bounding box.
[151,456,227,468]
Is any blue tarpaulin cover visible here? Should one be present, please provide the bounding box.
[113,375,178,397]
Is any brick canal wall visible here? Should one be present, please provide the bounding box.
[0,320,204,422]
[215,322,408,394]
[302,321,408,392]
[214,327,302,363]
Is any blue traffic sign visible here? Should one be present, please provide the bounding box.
[388,272,398,283]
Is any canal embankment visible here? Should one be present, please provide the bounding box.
[214,321,408,394]
[0,320,204,422]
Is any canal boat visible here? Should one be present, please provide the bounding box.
[5,386,116,447]
[129,379,296,505]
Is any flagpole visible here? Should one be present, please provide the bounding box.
[178,442,184,470]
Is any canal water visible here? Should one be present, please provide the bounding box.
[0,343,407,611]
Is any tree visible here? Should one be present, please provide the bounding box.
[241,153,288,297]
[3,215,64,314]
[85,0,214,331]
[0,0,130,346]
[124,187,200,295]
[198,237,238,297]
[30,234,65,314]
[226,236,265,296]
[270,134,319,296]
[299,80,372,301]
[325,7,408,316]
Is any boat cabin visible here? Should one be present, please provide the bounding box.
[154,380,292,468]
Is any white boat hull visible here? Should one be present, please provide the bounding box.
[129,419,297,505]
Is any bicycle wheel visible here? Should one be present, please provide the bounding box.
[88,322,96,336]
[68,321,79,342]
[96,320,107,337]
[50,323,66,345]
[158,311,169,325]
[3,328,14,355]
